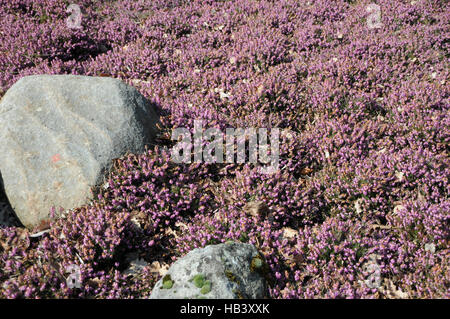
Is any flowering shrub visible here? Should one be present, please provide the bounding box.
[0,0,449,298]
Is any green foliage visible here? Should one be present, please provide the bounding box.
[192,274,205,288]
[162,274,174,289]
[200,280,211,294]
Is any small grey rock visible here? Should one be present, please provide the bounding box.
[149,242,269,299]
[0,75,159,229]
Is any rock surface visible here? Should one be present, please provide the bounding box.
[0,75,159,229]
[149,242,269,299]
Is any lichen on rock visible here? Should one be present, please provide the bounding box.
[150,242,269,299]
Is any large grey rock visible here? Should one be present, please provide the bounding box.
[0,75,159,229]
[0,201,20,228]
[150,242,269,299]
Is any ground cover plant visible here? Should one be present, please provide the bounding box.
[0,0,448,298]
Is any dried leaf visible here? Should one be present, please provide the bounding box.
[148,261,169,276]
[300,167,313,175]
[244,201,270,219]
[281,227,298,240]
[393,204,406,215]
[283,252,304,267]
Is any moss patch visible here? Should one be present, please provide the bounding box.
[250,254,274,287]
[161,274,174,289]
[190,274,212,295]
[252,257,263,269]
[225,270,239,284]
[250,255,265,272]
